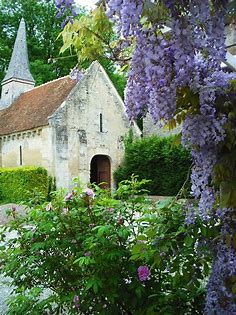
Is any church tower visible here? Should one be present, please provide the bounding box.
[0,18,35,110]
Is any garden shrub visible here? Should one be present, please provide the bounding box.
[0,176,214,314]
[114,134,192,195]
[0,166,49,204]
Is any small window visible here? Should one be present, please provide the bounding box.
[20,146,22,165]
[100,113,103,133]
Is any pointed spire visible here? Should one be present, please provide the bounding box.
[2,18,35,84]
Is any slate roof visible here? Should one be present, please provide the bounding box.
[3,18,35,84]
[0,76,76,136]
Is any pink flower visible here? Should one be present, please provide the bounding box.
[84,188,95,198]
[45,202,53,211]
[73,295,80,309]
[64,192,73,202]
[138,265,150,281]
[108,208,114,213]
[84,251,91,257]
[89,223,95,228]
[63,207,69,214]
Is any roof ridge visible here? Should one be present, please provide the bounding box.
[0,74,76,136]
[22,75,72,94]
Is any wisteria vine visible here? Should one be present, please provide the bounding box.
[55,0,77,28]
[55,0,236,313]
[106,0,236,314]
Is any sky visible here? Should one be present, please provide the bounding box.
[75,0,97,9]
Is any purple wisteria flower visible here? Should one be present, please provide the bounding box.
[70,67,84,81]
[138,265,150,281]
[55,0,77,28]
[73,294,80,309]
[185,203,196,226]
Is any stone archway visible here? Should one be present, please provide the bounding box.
[90,155,111,188]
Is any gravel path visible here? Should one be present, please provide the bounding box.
[0,204,27,225]
[0,231,17,315]
[0,205,26,314]
[0,275,12,315]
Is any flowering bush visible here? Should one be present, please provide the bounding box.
[0,177,213,314]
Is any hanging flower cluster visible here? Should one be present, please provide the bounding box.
[106,0,236,313]
[55,0,77,28]
[105,0,235,219]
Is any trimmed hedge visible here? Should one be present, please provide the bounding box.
[114,135,192,196]
[0,166,49,204]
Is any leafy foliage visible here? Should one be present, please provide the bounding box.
[0,166,49,204]
[114,135,192,196]
[0,0,77,88]
[0,1,126,97]
[59,5,112,62]
[130,197,218,314]
[59,4,131,66]
[0,177,212,314]
[213,80,236,208]
[58,4,127,98]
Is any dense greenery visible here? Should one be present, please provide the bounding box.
[0,166,49,203]
[58,1,236,312]
[0,0,126,97]
[57,4,127,97]
[0,177,213,314]
[115,135,192,196]
[0,0,76,87]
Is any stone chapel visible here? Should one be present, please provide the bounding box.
[0,19,140,189]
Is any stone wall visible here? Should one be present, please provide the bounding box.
[0,79,34,110]
[0,62,141,190]
[0,127,53,173]
[143,113,181,137]
[50,61,141,189]
[226,23,236,55]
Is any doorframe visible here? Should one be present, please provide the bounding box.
[90,154,111,187]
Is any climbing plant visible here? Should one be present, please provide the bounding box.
[57,1,236,313]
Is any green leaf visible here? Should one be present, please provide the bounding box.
[97,225,111,237]
[220,181,236,208]
[184,234,194,247]
[233,234,236,250]
[73,256,95,266]
[85,277,102,293]
[232,283,236,294]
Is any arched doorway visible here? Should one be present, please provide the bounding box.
[90,155,111,188]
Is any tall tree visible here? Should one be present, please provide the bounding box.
[0,0,77,87]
